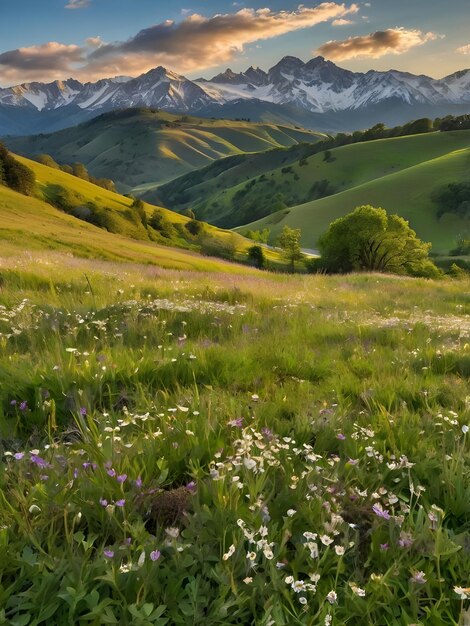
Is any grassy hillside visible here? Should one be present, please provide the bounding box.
[232,131,470,254]
[159,130,470,231]
[156,141,323,224]
[1,154,275,273]
[0,183,261,273]
[5,108,324,193]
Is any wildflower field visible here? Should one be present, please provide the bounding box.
[0,252,469,625]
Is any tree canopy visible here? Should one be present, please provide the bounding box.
[317,205,440,277]
[279,225,303,270]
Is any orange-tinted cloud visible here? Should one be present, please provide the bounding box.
[0,3,359,84]
[332,18,354,26]
[316,27,438,61]
[456,44,470,55]
[0,42,84,83]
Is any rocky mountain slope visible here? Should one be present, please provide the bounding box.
[1,56,469,135]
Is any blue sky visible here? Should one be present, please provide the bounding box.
[0,0,469,85]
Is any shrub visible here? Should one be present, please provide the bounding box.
[183,208,196,219]
[48,185,82,212]
[0,143,36,196]
[200,236,236,260]
[185,219,204,237]
[131,197,148,228]
[149,210,176,239]
[247,245,266,269]
[35,154,60,169]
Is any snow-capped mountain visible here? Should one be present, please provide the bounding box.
[1,56,469,136]
[198,55,470,112]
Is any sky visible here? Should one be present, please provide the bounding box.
[0,0,470,86]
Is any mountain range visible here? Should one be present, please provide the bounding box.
[1,56,470,136]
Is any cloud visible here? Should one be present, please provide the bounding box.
[85,36,104,48]
[316,27,438,61]
[0,3,359,84]
[65,0,91,8]
[332,18,354,26]
[0,42,84,82]
[456,44,470,55]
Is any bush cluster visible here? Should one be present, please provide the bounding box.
[0,143,36,196]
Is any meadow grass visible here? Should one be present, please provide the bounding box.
[0,252,469,625]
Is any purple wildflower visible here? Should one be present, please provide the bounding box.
[103,549,114,559]
[99,498,108,507]
[372,504,391,520]
[228,417,243,428]
[82,462,91,469]
[410,571,427,584]
[115,499,125,507]
[117,474,127,484]
[107,469,116,478]
[135,476,143,489]
[79,407,87,416]
[380,543,389,551]
[73,469,79,479]
[30,454,49,469]
[10,400,17,406]
[19,401,28,412]
[261,427,273,441]
[186,481,197,493]
[336,433,346,440]
[150,550,161,562]
[14,452,24,460]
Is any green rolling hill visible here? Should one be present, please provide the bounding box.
[5,108,324,194]
[237,137,470,254]
[0,153,268,273]
[159,131,470,241]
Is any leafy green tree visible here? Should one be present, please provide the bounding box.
[247,245,266,269]
[244,228,270,244]
[318,205,439,277]
[279,225,303,271]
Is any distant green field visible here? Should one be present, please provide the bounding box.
[6,108,324,193]
[234,131,470,254]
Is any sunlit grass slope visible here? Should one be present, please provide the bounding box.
[0,156,265,273]
[6,108,324,192]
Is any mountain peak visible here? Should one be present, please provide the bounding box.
[271,56,305,70]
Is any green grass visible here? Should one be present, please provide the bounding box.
[6,108,324,194]
[235,131,470,254]
[0,248,469,624]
